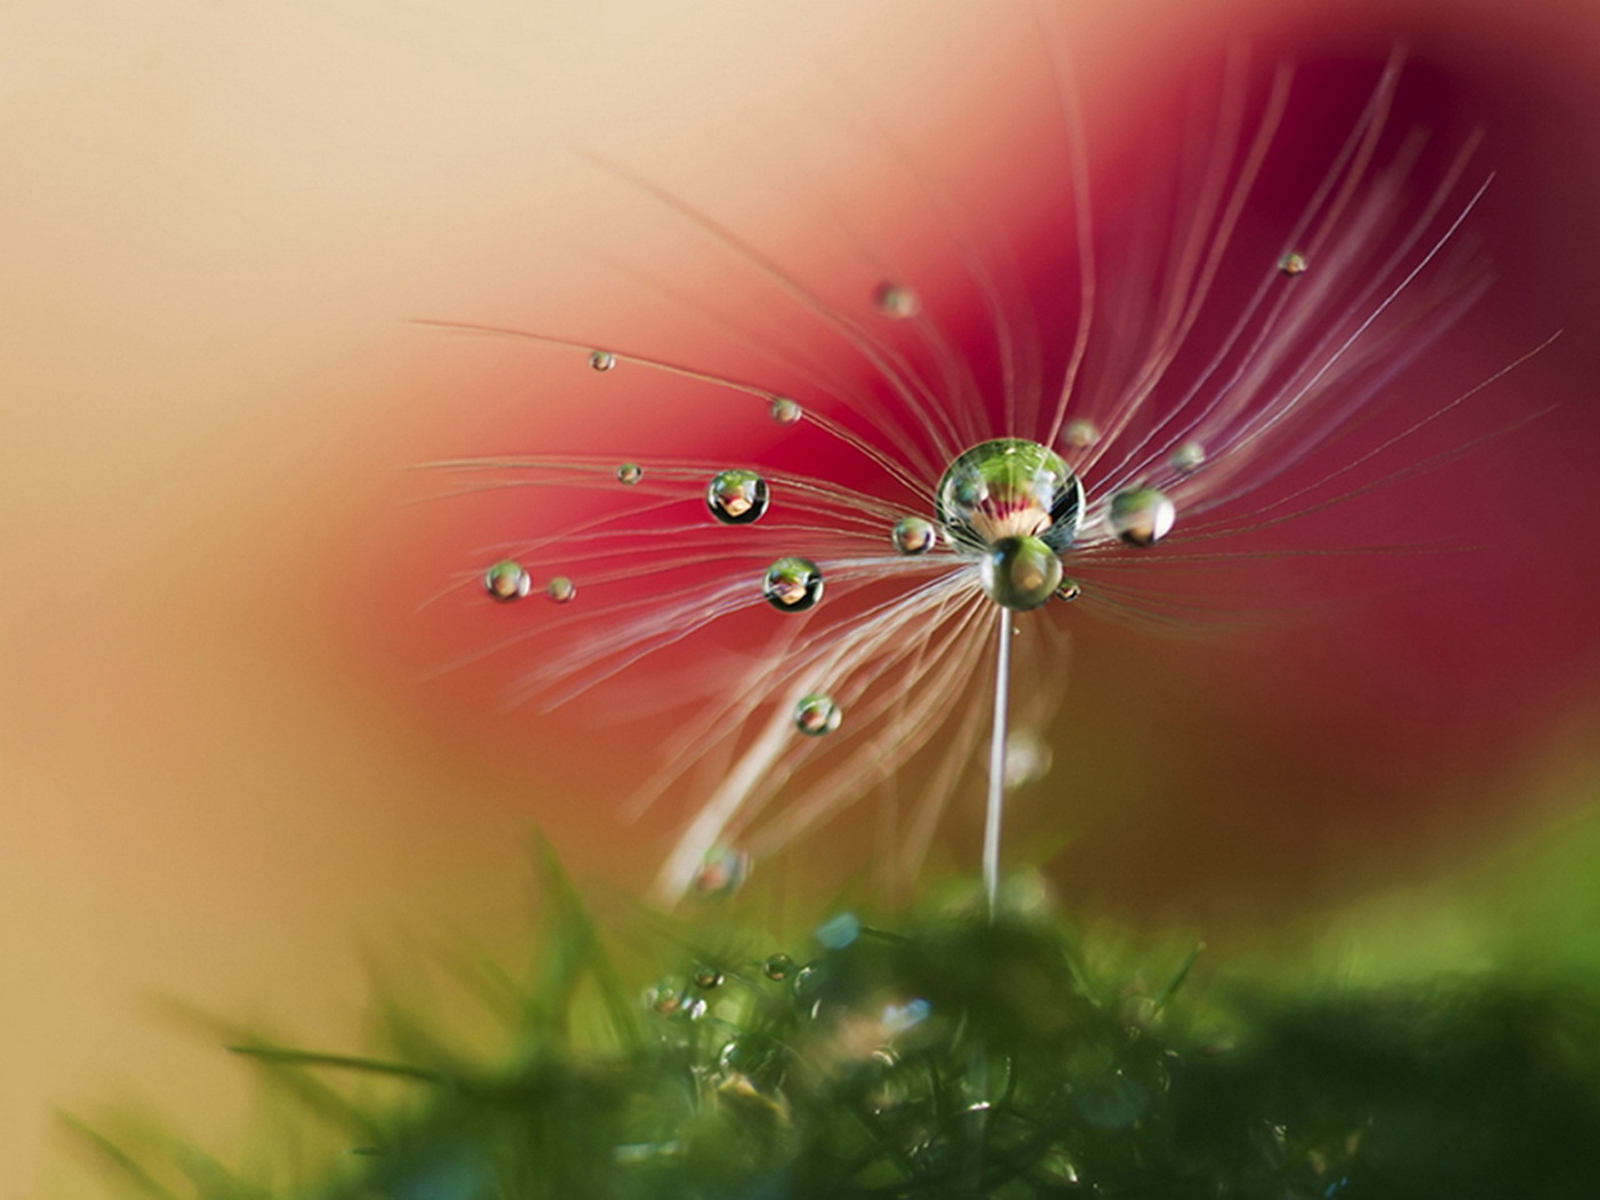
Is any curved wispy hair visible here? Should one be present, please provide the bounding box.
[421,43,1541,905]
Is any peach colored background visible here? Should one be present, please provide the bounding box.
[4,1,1599,1195]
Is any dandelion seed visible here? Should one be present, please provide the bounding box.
[427,45,1543,912]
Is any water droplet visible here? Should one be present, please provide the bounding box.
[890,515,938,555]
[1055,578,1082,603]
[794,693,841,736]
[645,979,688,1016]
[1170,440,1205,473]
[762,953,796,981]
[1062,418,1100,449]
[706,469,769,525]
[873,281,919,319]
[1108,488,1176,547]
[793,963,824,1005]
[482,560,532,602]
[980,536,1063,611]
[588,349,616,371]
[768,396,802,425]
[1003,731,1053,789]
[763,557,823,612]
[691,845,750,898]
[814,912,861,949]
[692,965,724,990]
[1278,251,1308,277]
[937,439,1084,554]
[681,995,709,1020]
[545,575,576,602]
[615,463,643,485]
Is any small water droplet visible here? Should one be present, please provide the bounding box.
[691,845,750,898]
[545,575,576,603]
[1170,440,1205,473]
[792,963,824,1005]
[645,979,688,1016]
[692,965,724,990]
[873,281,920,319]
[763,557,823,612]
[588,349,616,371]
[980,536,1063,611]
[482,560,532,602]
[768,396,802,425]
[706,469,769,525]
[1278,251,1308,277]
[1055,578,1082,603]
[762,953,796,981]
[615,463,643,485]
[1108,488,1176,547]
[890,516,938,555]
[794,693,841,736]
[1062,418,1099,449]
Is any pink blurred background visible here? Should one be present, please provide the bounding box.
[4,0,1599,1193]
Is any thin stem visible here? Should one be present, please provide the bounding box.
[983,606,1012,918]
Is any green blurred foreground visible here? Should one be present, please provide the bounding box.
[75,842,1600,1199]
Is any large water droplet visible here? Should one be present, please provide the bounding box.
[768,396,802,425]
[1108,488,1176,547]
[615,463,643,485]
[873,281,919,319]
[588,349,616,371]
[706,469,769,525]
[763,557,823,612]
[980,535,1063,611]
[691,846,750,898]
[483,560,532,602]
[794,693,841,736]
[546,575,576,603]
[937,439,1084,554]
[1278,251,1308,277]
[890,516,938,556]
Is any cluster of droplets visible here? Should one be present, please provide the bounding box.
[482,560,574,604]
